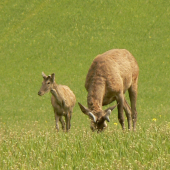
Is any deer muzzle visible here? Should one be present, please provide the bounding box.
[38,91,42,96]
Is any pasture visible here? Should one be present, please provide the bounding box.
[0,0,170,169]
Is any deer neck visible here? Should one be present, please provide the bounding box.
[87,84,105,113]
[52,82,58,90]
[87,99,102,113]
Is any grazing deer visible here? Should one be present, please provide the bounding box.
[78,49,139,132]
[38,72,76,132]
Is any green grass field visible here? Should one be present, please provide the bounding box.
[0,0,170,169]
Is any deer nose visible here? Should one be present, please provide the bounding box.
[38,91,41,96]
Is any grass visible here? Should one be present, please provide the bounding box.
[0,0,170,169]
[1,122,170,169]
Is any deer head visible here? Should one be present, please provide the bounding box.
[38,72,55,96]
[78,102,118,132]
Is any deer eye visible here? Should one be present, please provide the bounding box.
[47,82,50,84]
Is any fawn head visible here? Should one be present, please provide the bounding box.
[38,72,55,96]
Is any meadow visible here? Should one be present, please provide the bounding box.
[0,0,170,169]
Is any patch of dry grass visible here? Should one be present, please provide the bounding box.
[0,120,170,170]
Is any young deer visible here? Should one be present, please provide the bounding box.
[38,72,76,132]
[78,49,139,132]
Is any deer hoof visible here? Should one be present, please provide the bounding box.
[50,89,56,94]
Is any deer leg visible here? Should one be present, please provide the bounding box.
[128,82,138,131]
[51,89,65,107]
[117,92,125,130]
[123,98,132,130]
[65,113,71,132]
[69,112,72,129]
[54,113,60,131]
[59,116,65,131]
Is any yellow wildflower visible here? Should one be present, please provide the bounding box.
[152,118,157,122]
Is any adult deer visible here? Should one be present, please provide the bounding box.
[78,49,139,132]
[38,72,76,132]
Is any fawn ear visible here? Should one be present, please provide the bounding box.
[51,73,55,83]
[42,72,47,79]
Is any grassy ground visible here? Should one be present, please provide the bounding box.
[0,0,170,169]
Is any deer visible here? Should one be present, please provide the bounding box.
[78,49,139,132]
[38,72,76,132]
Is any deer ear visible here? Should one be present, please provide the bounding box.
[51,73,55,83]
[103,109,111,122]
[104,103,118,112]
[78,102,90,115]
[78,103,97,122]
[42,72,47,79]
[89,112,97,123]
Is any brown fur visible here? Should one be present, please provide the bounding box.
[38,72,76,131]
[78,49,139,131]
